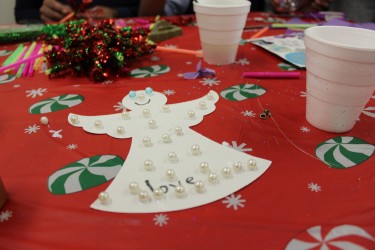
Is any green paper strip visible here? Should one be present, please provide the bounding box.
[1,44,24,66]
[16,42,36,77]
[271,23,317,29]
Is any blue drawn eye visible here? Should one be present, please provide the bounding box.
[129,91,136,99]
[145,87,153,95]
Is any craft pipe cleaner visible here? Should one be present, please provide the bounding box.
[243,71,301,79]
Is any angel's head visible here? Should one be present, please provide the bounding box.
[122,87,167,110]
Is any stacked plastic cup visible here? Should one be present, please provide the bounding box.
[304,26,375,133]
[193,0,251,65]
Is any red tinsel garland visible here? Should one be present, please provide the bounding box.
[41,19,155,82]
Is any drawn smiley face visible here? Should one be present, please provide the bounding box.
[122,87,167,111]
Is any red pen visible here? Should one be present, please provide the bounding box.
[242,71,301,79]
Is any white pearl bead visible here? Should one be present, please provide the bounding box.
[221,167,232,178]
[191,144,201,155]
[248,159,257,170]
[153,188,164,198]
[168,152,178,163]
[187,110,195,119]
[143,108,150,118]
[174,126,183,135]
[40,116,49,125]
[233,162,243,172]
[199,101,207,110]
[144,160,154,171]
[199,162,209,173]
[166,169,176,181]
[128,182,139,194]
[162,133,172,143]
[94,120,102,128]
[70,115,79,124]
[117,126,125,134]
[162,105,170,112]
[194,181,205,193]
[143,136,152,147]
[175,185,186,197]
[98,191,109,204]
[207,91,215,100]
[208,173,218,183]
[138,190,150,202]
[122,111,130,119]
[148,119,156,129]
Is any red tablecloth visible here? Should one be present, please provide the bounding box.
[0,14,374,249]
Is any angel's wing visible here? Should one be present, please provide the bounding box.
[68,112,133,139]
[168,90,219,127]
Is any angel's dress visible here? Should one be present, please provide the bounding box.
[68,90,271,213]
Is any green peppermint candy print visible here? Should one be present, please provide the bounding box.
[130,65,170,78]
[0,74,16,84]
[363,106,375,118]
[316,136,374,168]
[48,155,124,194]
[29,94,84,114]
[239,39,247,45]
[221,83,267,101]
[278,62,297,71]
[0,50,12,56]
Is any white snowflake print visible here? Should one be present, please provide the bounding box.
[26,88,47,98]
[235,58,250,65]
[199,78,220,87]
[13,84,21,88]
[163,89,175,96]
[222,141,252,152]
[49,129,63,138]
[308,183,321,192]
[177,73,184,78]
[102,80,113,85]
[164,44,177,49]
[153,214,169,227]
[241,110,256,117]
[150,55,160,61]
[185,61,193,65]
[24,124,40,134]
[222,194,246,210]
[300,126,310,133]
[67,144,78,150]
[113,102,126,111]
[300,91,307,97]
[0,210,13,222]
[73,84,80,87]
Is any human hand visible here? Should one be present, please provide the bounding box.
[299,0,331,12]
[82,6,119,19]
[271,0,302,13]
[271,0,331,13]
[40,0,73,22]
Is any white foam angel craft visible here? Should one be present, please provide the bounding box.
[68,88,271,213]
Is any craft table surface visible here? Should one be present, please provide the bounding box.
[0,13,374,250]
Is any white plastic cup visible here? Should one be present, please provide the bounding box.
[304,26,375,133]
[193,0,251,65]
